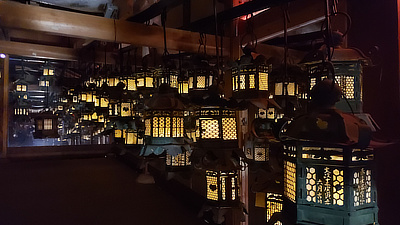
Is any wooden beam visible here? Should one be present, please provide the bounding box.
[8,29,73,48]
[0,1,228,55]
[0,40,78,61]
[247,0,325,42]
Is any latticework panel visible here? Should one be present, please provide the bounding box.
[166,152,190,166]
[121,103,131,117]
[127,79,136,91]
[44,119,52,130]
[259,72,268,91]
[254,146,269,161]
[249,74,255,89]
[266,193,283,223]
[354,168,372,207]
[222,117,237,140]
[206,171,219,201]
[189,77,194,89]
[221,176,226,200]
[201,119,220,139]
[305,167,344,206]
[240,74,246,90]
[145,119,151,136]
[336,75,355,99]
[197,76,206,88]
[284,160,296,202]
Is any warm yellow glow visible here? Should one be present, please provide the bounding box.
[37,119,43,130]
[16,84,27,92]
[354,169,372,207]
[240,75,246,89]
[266,193,283,223]
[206,171,219,201]
[137,78,145,87]
[94,95,99,106]
[121,103,131,117]
[108,77,119,86]
[83,114,89,120]
[125,131,136,144]
[222,117,237,140]
[145,119,151,136]
[284,160,296,202]
[232,75,238,91]
[91,112,98,120]
[197,76,206,88]
[98,115,105,123]
[249,74,255,89]
[170,75,178,88]
[127,79,137,91]
[44,119,52,130]
[86,93,93,102]
[221,177,226,200]
[310,78,317,90]
[189,77,194,89]
[43,68,48,76]
[275,82,283,95]
[259,72,268,91]
[254,147,268,161]
[267,108,275,119]
[114,130,122,138]
[39,80,50,87]
[58,106,63,111]
[179,82,189,94]
[287,82,296,96]
[49,69,54,76]
[146,77,153,87]
[231,177,236,200]
[201,119,220,139]
[100,98,109,108]
[81,93,87,102]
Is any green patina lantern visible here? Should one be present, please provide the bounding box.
[280,80,378,225]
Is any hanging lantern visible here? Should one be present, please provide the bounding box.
[178,78,189,94]
[140,84,191,169]
[266,193,284,225]
[245,137,270,162]
[231,45,270,99]
[122,74,137,91]
[135,69,155,89]
[125,128,143,145]
[38,77,50,87]
[187,56,214,92]
[42,64,55,76]
[155,66,179,89]
[165,150,191,168]
[33,112,59,139]
[269,65,308,98]
[206,170,240,205]
[302,48,370,113]
[280,80,378,225]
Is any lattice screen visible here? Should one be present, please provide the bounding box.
[266,193,283,224]
[354,168,372,207]
[222,117,237,140]
[206,171,219,201]
[259,72,268,91]
[284,160,296,202]
[201,119,220,139]
[305,167,344,206]
[197,76,206,88]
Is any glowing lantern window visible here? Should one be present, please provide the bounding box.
[15,108,29,116]
[100,97,109,108]
[135,70,154,88]
[196,108,237,141]
[33,113,59,138]
[187,69,214,91]
[144,111,184,138]
[43,67,54,76]
[206,170,240,205]
[166,151,191,168]
[178,79,189,94]
[156,68,179,88]
[266,193,283,225]
[231,64,270,94]
[269,65,308,99]
[39,80,50,87]
[16,84,27,92]
[125,129,143,145]
[114,129,122,138]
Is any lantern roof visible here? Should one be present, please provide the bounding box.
[282,108,372,148]
[190,148,245,171]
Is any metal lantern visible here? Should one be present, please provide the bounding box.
[266,193,284,225]
[42,65,55,76]
[195,107,237,144]
[135,69,155,89]
[140,84,191,164]
[187,60,214,92]
[122,75,137,91]
[155,67,179,89]
[33,112,59,138]
[302,48,370,113]
[206,170,240,206]
[231,46,270,99]
[166,150,191,168]
[269,65,308,99]
[280,80,378,225]
[125,128,143,145]
[178,78,189,94]
[245,137,270,162]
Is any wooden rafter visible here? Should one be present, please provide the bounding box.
[0,1,228,55]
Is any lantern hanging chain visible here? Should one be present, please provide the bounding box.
[113,19,117,44]
[161,8,169,57]
[213,0,220,82]
[198,33,207,55]
[282,3,290,105]
[240,13,257,49]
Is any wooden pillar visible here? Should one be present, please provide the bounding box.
[0,55,9,158]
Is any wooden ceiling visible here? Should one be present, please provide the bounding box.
[0,0,341,62]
